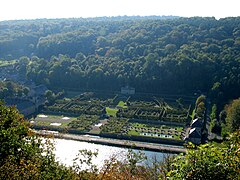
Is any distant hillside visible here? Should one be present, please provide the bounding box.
[0,16,240,105]
[0,16,179,59]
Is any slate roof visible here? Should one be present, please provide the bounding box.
[191,118,203,128]
[188,128,201,138]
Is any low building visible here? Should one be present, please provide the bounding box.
[121,86,135,95]
[184,118,203,145]
[191,118,203,128]
[185,128,202,145]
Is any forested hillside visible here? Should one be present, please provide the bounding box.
[1,16,240,105]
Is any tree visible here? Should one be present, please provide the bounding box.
[75,52,86,62]
[196,95,206,107]
[210,104,217,121]
[167,130,240,180]
[0,102,75,179]
[23,87,30,96]
[195,95,206,118]
[44,90,55,104]
[225,98,240,132]
[210,119,221,134]
[18,56,30,76]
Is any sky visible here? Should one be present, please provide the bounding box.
[0,0,239,21]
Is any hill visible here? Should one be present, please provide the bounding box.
[0,16,240,104]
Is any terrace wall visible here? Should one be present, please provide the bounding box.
[33,125,184,146]
[100,133,184,146]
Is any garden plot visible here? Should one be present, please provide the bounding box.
[89,119,108,134]
[135,108,161,120]
[47,103,65,112]
[116,108,137,118]
[33,114,76,127]
[127,123,183,140]
[68,104,88,113]
[40,93,193,139]
[115,98,190,123]
[106,100,128,117]
[86,105,105,115]
[67,115,99,132]
[33,114,101,133]
[45,92,114,116]
[100,118,128,134]
[129,100,157,107]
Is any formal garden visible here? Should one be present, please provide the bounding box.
[33,92,193,141]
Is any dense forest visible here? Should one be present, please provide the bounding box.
[1,16,240,106]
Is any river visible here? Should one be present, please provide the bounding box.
[52,138,174,169]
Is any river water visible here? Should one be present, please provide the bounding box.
[52,138,173,169]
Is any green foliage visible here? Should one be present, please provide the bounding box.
[1,101,239,180]
[117,101,128,108]
[167,130,240,180]
[100,118,127,134]
[195,95,206,118]
[67,115,99,131]
[225,98,240,132]
[0,17,240,103]
[210,119,221,134]
[210,104,221,133]
[106,107,118,117]
[0,60,17,67]
[98,149,151,180]
[210,104,217,121]
[72,149,98,180]
[0,81,28,98]
[195,95,206,107]
[0,102,76,179]
[126,149,147,175]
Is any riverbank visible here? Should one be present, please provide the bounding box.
[35,130,187,154]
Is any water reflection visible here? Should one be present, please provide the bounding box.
[52,138,171,169]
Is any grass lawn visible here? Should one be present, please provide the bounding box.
[128,130,140,136]
[106,107,118,117]
[117,101,128,108]
[88,129,101,134]
[33,114,77,128]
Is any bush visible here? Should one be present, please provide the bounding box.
[168,130,240,179]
